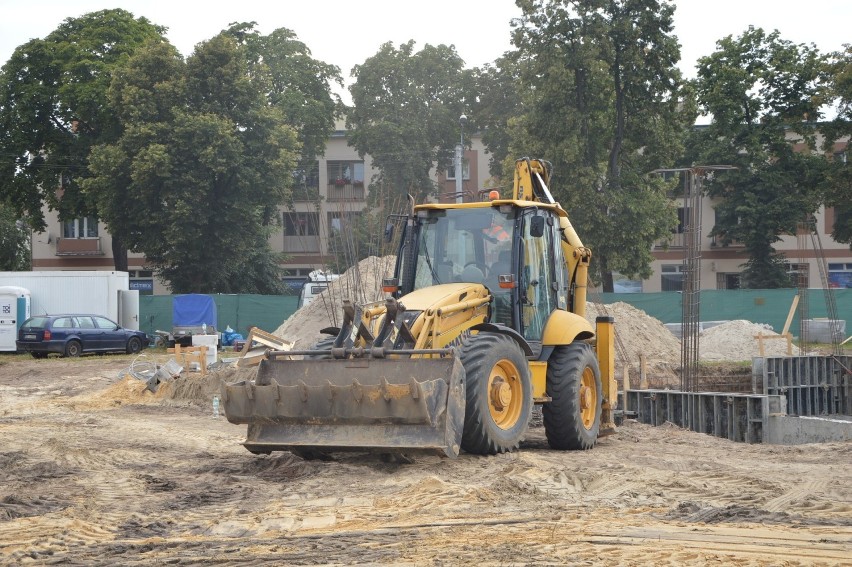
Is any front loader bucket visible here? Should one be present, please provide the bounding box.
[222,355,466,458]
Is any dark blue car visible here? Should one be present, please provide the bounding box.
[16,314,149,358]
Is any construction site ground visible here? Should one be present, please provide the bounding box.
[1,353,849,565]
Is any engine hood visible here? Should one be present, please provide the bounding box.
[399,283,490,312]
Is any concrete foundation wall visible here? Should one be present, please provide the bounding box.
[765,415,852,445]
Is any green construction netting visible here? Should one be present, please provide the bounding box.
[139,294,299,339]
[139,289,849,341]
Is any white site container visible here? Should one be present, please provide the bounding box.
[0,286,31,352]
[192,334,219,366]
[0,271,138,329]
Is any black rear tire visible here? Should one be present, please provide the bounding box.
[64,340,82,358]
[458,333,532,455]
[543,342,602,450]
[126,337,143,354]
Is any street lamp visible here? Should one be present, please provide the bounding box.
[455,114,467,203]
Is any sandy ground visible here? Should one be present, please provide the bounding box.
[0,353,850,566]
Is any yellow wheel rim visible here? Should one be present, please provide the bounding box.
[579,366,598,430]
[488,358,523,429]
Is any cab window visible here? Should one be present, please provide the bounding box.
[520,211,558,341]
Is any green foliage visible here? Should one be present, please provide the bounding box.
[0,9,166,232]
[222,23,342,165]
[347,41,475,200]
[472,58,524,178]
[508,0,692,289]
[690,27,830,286]
[0,205,30,270]
[819,45,852,247]
[84,35,301,293]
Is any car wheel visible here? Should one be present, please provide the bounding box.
[126,337,143,354]
[31,352,48,359]
[64,340,82,358]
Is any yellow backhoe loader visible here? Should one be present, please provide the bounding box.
[223,158,617,458]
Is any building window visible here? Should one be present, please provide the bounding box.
[660,264,684,292]
[786,262,809,288]
[293,161,320,189]
[62,216,98,238]
[828,263,852,289]
[447,159,470,181]
[716,273,741,290]
[283,212,319,236]
[327,211,360,234]
[327,161,364,186]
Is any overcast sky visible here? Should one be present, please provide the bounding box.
[1,0,849,106]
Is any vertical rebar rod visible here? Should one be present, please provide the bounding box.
[680,170,702,391]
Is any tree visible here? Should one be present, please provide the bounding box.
[0,204,30,271]
[690,27,829,287]
[347,40,476,201]
[819,44,852,247]
[0,10,167,270]
[471,57,524,178]
[507,0,692,290]
[223,22,343,170]
[84,35,301,293]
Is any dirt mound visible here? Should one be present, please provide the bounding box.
[70,365,258,409]
[585,302,681,387]
[700,320,800,361]
[273,256,396,349]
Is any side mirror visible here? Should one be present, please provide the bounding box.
[530,215,545,238]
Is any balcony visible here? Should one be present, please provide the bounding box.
[654,232,685,249]
[327,183,365,202]
[283,235,321,253]
[292,187,320,202]
[710,236,746,248]
[55,237,103,256]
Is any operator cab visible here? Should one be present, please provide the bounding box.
[393,203,571,346]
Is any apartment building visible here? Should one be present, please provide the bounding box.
[636,134,850,293]
[29,126,494,294]
[28,127,850,295]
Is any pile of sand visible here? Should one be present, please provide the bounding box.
[585,301,681,385]
[273,256,396,349]
[69,363,258,409]
[700,320,800,361]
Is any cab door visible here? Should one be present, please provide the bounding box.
[519,210,559,343]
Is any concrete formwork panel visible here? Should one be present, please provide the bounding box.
[754,355,852,416]
[624,389,786,444]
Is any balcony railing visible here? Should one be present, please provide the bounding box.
[327,183,365,202]
[292,187,321,202]
[55,237,103,256]
[710,236,746,248]
[282,235,321,253]
[654,233,746,250]
[654,232,685,249]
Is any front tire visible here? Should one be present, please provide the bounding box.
[543,342,602,450]
[458,333,532,455]
[64,340,82,358]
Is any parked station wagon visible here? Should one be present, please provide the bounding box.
[16,314,149,358]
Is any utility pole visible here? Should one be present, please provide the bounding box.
[455,114,467,203]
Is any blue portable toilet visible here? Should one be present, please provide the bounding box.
[0,286,32,352]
